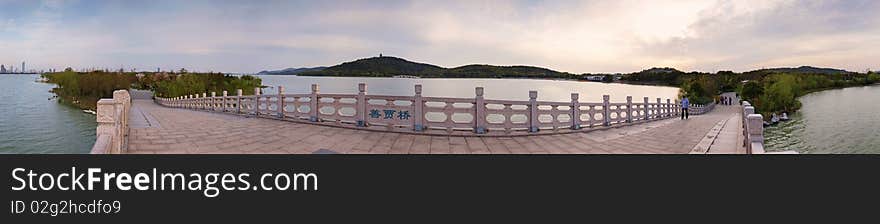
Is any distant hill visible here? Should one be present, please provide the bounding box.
[304,56,444,77]
[258,67,327,75]
[297,56,575,79]
[262,56,862,81]
[639,67,684,74]
[749,66,852,75]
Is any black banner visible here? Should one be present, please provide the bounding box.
[2,155,879,222]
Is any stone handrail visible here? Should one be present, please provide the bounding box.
[740,101,764,154]
[91,90,131,154]
[688,102,716,115]
[740,101,797,154]
[155,84,687,136]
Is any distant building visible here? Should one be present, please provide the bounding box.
[22,62,25,73]
[1,65,5,73]
[584,75,605,81]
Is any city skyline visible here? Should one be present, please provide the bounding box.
[1,0,879,74]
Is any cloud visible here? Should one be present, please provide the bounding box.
[0,0,878,73]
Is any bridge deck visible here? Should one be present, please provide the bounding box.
[126,96,745,154]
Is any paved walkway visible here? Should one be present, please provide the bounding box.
[127,97,745,154]
[706,92,746,153]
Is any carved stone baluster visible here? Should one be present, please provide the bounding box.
[529,91,538,133]
[277,86,284,118]
[309,84,319,122]
[474,87,486,134]
[413,84,424,131]
[357,83,367,127]
[603,95,610,126]
[237,89,243,114]
[571,93,581,129]
[626,96,633,123]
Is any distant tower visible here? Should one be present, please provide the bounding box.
[22,61,25,73]
[379,53,383,57]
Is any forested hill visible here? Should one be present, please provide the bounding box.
[297,56,577,79]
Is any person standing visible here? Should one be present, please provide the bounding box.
[681,97,690,120]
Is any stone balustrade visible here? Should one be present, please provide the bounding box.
[740,101,797,154]
[688,102,716,115]
[91,90,131,154]
[155,84,689,136]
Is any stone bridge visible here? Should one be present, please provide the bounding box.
[95,86,755,154]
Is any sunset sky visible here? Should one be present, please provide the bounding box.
[1,0,878,73]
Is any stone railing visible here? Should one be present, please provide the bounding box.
[91,90,131,154]
[688,102,716,115]
[740,101,797,154]
[155,84,686,136]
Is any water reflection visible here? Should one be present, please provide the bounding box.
[765,85,880,153]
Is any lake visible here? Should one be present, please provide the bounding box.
[0,74,96,153]
[765,85,880,153]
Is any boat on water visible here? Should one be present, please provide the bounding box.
[780,113,790,121]
[83,110,96,115]
[763,113,781,127]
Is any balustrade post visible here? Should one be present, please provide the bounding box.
[202,93,207,110]
[211,92,216,111]
[603,95,610,126]
[529,91,539,132]
[666,99,672,117]
[254,87,261,116]
[356,83,367,127]
[626,96,633,123]
[277,86,285,118]
[222,91,228,112]
[95,99,120,153]
[747,114,765,154]
[413,84,424,131]
[309,84,319,122]
[643,97,649,121]
[236,89,243,114]
[656,98,662,118]
[474,87,487,134]
[743,106,755,148]
[571,93,581,130]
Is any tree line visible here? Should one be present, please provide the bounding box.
[43,69,262,110]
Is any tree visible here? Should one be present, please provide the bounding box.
[602,74,614,83]
[64,67,74,72]
[179,68,188,73]
[740,81,763,102]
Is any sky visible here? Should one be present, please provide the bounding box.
[1,0,878,73]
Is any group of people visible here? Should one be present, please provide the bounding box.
[720,95,735,105]
[680,94,738,120]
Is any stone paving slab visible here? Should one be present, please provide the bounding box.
[126,99,743,154]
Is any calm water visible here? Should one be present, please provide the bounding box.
[0,74,96,153]
[765,85,880,153]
